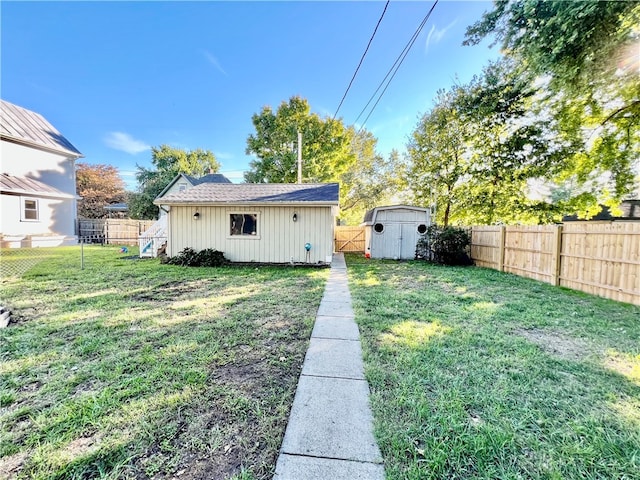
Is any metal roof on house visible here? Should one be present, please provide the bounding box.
[0,173,77,199]
[156,182,339,205]
[0,100,83,158]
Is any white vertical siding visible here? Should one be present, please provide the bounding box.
[167,205,335,263]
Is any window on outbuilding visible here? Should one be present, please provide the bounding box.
[22,198,39,221]
[374,223,384,233]
[417,224,427,234]
[230,213,258,236]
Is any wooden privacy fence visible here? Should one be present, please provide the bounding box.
[77,219,155,245]
[335,226,366,253]
[471,223,640,305]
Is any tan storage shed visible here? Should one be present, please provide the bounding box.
[363,205,431,260]
[155,183,339,264]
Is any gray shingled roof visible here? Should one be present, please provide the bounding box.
[156,183,339,205]
[156,172,232,199]
[185,173,232,185]
[1,99,83,158]
[0,173,76,199]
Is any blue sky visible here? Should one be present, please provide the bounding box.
[2,1,500,189]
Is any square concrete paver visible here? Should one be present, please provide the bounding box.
[301,337,364,379]
[280,375,382,463]
[317,300,354,318]
[274,454,384,480]
[312,316,360,340]
[321,292,353,305]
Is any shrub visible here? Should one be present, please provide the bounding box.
[167,247,228,267]
[416,225,473,266]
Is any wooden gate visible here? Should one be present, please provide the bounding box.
[335,226,365,253]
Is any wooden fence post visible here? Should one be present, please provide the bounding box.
[498,226,506,272]
[552,224,563,286]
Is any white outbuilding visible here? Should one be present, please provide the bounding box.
[154,182,339,264]
[362,205,432,260]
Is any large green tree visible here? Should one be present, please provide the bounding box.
[245,96,396,224]
[459,60,563,224]
[407,87,470,226]
[408,60,566,225]
[465,1,640,215]
[245,96,353,184]
[129,145,219,219]
[339,129,403,225]
[76,162,126,218]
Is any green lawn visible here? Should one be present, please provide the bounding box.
[346,255,640,480]
[0,246,328,479]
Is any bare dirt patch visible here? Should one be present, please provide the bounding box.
[59,434,102,461]
[0,450,29,478]
[514,328,593,361]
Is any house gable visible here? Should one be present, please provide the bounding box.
[0,101,83,244]
[156,173,232,199]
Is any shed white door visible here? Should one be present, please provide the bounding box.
[374,222,417,259]
[400,223,417,259]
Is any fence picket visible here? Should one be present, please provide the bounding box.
[470,223,640,305]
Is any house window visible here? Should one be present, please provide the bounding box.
[22,198,39,221]
[178,183,188,192]
[230,213,258,236]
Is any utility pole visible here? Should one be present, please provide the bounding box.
[297,130,302,184]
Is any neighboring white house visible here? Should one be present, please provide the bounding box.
[138,173,233,257]
[156,173,231,217]
[362,205,431,260]
[0,100,83,247]
[154,182,339,264]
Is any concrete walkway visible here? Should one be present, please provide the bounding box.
[274,253,384,479]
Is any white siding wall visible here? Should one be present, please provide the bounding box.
[0,140,78,239]
[167,205,335,263]
[0,193,75,241]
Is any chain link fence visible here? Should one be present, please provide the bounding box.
[0,243,148,281]
[1,220,158,280]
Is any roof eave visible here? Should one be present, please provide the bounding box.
[1,134,84,159]
[1,188,78,200]
[154,200,339,207]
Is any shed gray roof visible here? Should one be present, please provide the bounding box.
[1,100,83,158]
[363,205,430,224]
[156,183,339,205]
[0,173,77,199]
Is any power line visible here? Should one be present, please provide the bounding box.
[356,0,439,130]
[332,0,390,120]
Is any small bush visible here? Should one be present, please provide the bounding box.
[416,225,473,266]
[167,247,228,267]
